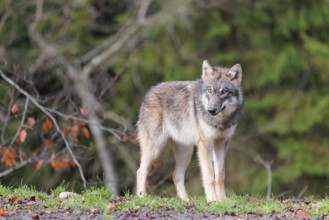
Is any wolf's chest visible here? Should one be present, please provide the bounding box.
[165,114,236,146]
[198,119,236,142]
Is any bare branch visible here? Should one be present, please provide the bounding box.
[45,107,122,141]
[137,0,153,23]
[297,185,308,199]
[81,24,139,79]
[254,155,273,199]
[0,158,32,178]
[80,0,191,79]
[0,69,87,189]
[1,83,16,143]
[27,14,118,194]
[79,0,154,77]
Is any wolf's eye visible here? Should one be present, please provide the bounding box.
[221,89,229,94]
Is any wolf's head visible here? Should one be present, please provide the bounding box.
[201,60,243,117]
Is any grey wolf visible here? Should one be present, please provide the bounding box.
[136,60,244,202]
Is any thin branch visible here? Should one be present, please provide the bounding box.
[0,158,32,178]
[297,185,308,199]
[254,155,273,199]
[80,0,189,79]
[0,69,87,189]
[79,0,154,74]
[1,83,16,144]
[27,7,118,194]
[137,0,153,23]
[81,24,139,79]
[45,107,122,141]
[8,97,29,148]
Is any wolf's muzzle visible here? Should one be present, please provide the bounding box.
[207,105,226,116]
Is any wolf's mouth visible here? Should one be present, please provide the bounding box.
[220,105,226,112]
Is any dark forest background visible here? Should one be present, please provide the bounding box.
[0,0,328,198]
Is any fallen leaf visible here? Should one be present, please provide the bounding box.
[27,117,36,128]
[32,214,40,220]
[11,196,18,203]
[30,196,36,201]
[0,208,6,216]
[106,203,116,213]
[90,208,99,214]
[11,103,19,114]
[296,209,311,217]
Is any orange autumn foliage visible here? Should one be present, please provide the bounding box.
[42,117,53,132]
[49,152,73,170]
[11,103,19,114]
[43,139,52,149]
[16,128,27,143]
[27,117,36,128]
[81,127,90,139]
[71,124,80,137]
[0,146,17,167]
[35,160,43,170]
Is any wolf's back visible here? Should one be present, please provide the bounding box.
[137,80,199,140]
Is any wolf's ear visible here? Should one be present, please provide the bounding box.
[202,60,214,78]
[227,64,242,82]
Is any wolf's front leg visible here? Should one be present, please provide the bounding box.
[213,140,229,200]
[197,139,217,202]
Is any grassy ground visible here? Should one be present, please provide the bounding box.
[0,185,328,219]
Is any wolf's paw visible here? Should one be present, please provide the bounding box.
[216,193,227,201]
[179,196,190,202]
[206,194,217,203]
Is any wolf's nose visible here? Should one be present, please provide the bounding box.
[208,109,217,115]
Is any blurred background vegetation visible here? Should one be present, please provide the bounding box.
[0,0,328,198]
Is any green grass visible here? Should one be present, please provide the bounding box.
[0,184,328,218]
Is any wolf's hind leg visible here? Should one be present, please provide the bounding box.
[136,135,167,197]
[173,145,194,201]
